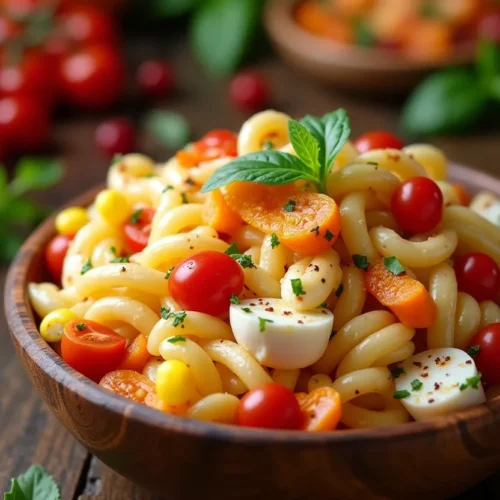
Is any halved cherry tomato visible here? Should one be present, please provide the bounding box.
[169,251,244,316]
[62,319,126,382]
[117,334,150,372]
[99,370,154,403]
[45,234,73,283]
[123,207,155,253]
[354,130,404,153]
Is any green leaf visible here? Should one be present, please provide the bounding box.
[168,335,186,343]
[190,0,261,77]
[391,367,405,379]
[10,158,63,198]
[155,0,199,17]
[0,231,23,264]
[201,151,319,193]
[129,209,143,224]
[225,243,239,256]
[393,390,410,399]
[144,110,190,150]
[80,258,93,275]
[5,465,60,500]
[2,198,42,226]
[477,40,500,95]
[401,69,489,136]
[229,294,240,304]
[291,278,306,296]
[288,120,320,172]
[384,256,405,276]
[411,379,423,391]
[460,373,482,391]
[352,254,369,270]
[283,199,296,212]
[270,233,280,249]
[467,345,480,357]
[354,20,376,47]
[258,317,274,332]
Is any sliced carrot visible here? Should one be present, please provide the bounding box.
[366,258,437,328]
[452,183,472,206]
[296,386,342,432]
[203,189,244,235]
[223,182,340,255]
[117,334,151,373]
[144,391,188,416]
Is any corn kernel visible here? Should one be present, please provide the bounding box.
[156,360,196,406]
[55,207,89,236]
[95,189,130,225]
[40,308,78,343]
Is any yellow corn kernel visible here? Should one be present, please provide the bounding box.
[39,308,79,343]
[95,189,130,225]
[55,207,89,236]
[156,360,196,406]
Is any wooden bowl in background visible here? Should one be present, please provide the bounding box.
[5,164,500,500]
[264,0,475,94]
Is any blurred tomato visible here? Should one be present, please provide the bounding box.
[58,0,127,13]
[3,0,44,17]
[59,44,124,109]
[0,15,22,45]
[0,95,51,151]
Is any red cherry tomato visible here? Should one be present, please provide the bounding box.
[136,59,175,99]
[198,129,238,157]
[468,323,500,385]
[0,95,51,152]
[479,12,500,42]
[123,207,155,254]
[58,5,118,46]
[454,253,500,302]
[229,71,270,113]
[391,177,443,234]
[4,0,41,17]
[168,251,244,316]
[59,44,124,110]
[95,118,136,158]
[237,383,304,430]
[0,15,22,46]
[62,319,127,382]
[45,234,73,283]
[354,131,404,153]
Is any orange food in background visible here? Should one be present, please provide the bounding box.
[403,20,453,62]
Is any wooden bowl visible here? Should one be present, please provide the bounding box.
[5,164,500,500]
[264,0,475,93]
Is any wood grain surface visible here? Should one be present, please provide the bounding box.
[1,32,500,499]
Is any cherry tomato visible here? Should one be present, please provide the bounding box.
[454,253,500,302]
[391,177,443,234]
[45,234,72,283]
[0,95,51,152]
[354,131,404,153]
[59,5,118,46]
[59,44,124,110]
[468,323,500,385]
[95,118,136,158]
[0,15,22,46]
[100,370,155,403]
[62,319,127,382]
[237,383,304,430]
[123,207,155,253]
[229,71,270,113]
[197,129,238,157]
[168,251,244,316]
[136,59,175,99]
[479,12,500,42]
[4,0,41,17]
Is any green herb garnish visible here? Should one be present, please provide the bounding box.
[384,256,405,276]
[411,379,423,391]
[168,336,186,343]
[80,258,93,275]
[324,229,334,242]
[242,307,252,313]
[291,278,306,296]
[75,323,86,331]
[393,390,411,400]
[164,266,175,280]
[258,317,274,332]
[391,367,405,379]
[129,209,143,224]
[270,233,280,249]
[467,345,480,357]
[352,254,369,270]
[335,284,344,297]
[229,294,240,304]
[460,373,483,391]
[283,199,296,212]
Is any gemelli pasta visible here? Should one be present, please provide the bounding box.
[30,109,500,431]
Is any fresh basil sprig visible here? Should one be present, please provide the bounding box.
[201,109,351,194]
[4,464,60,500]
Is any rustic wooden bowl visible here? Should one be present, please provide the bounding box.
[264,0,475,93]
[5,164,500,500]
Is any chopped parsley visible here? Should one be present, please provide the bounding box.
[75,323,86,331]
[335,284,344,297]
[160,307,187,327]
[291,278,306,296]
[270,233,280,249]
[411,379,423,391]
[384,256,405,276]
[320,302,328,308]
[110,246,117,256]
[80,258,93,275]
[310,225,320,236]
[160,306,171,320]
[168,335,186,343]
[224,243,256,268]
[111,154,123,165]
[258,317,274,332]
[393,390,411,400]
[229,294,240,304]
[283,199,296,212]
[391,367,405,379]
[242,307,252,313]
[129,209,143,224]
[181,192,189,204]
[162,185,174,192]
[263,140,274,150]
[111,256,130,263]
[352,254,369,270]
[164,266,175,280]
[467,345,480,357]
[367,161,378,166]
[460,373,482,391]
[324,229,334,242]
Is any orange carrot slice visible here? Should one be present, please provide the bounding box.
[366,258,437,328]
[203,189,244,235]
[117,334,151,373]
[296,386,342,432]
[223,182,340,254]
[452,183,471,206]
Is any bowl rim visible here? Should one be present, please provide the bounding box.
[264,0,475,72]
[5,162,500,446]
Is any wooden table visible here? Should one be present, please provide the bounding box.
[1,34,500,499]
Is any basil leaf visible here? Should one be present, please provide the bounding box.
[201,151,319,193]
[288,120,320,173]
[10,158,63,197]
[354,20,376,47]
[2,198,43,226]
[0,230,23,264]
[155,0,199,17]
[6,465,60,500]
[401,69,489,136]
[144,110,190,149]
[477,40,500,98]
[0,164,7,192]
[190,0,260,77]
